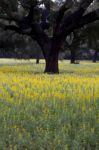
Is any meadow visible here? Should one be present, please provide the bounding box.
[0,59,99,150]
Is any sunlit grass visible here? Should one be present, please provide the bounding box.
[0,59,99,149]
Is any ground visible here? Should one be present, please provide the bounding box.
[0,59,99,150]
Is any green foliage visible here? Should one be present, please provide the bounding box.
[85,21,99,50]
[0,0,18,13]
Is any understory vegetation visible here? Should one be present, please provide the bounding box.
[0,60,99,150]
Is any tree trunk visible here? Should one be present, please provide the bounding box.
[45,58,59,74]
[36,50,40,64]
[36,58,39,64]
[93,50,98,63]
[70,49,76,64]
[44,52,59,73]
[31,26,62,73]
[44,42,60,74]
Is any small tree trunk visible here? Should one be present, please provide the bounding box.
[93,50,98,63]
[36,58,39,64]
[36,49,40,64]
[70,49,76,64]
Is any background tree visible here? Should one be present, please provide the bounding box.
[85,21,99,62]
[64,31,85,64]
[0,29,42,59]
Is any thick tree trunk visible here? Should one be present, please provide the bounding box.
[44,51,59,74]
[45,58,59,74]
[93,50,98,63]
[31,23,63,74]
[44,41,60,74]
[70,49,76,64]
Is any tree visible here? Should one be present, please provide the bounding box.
[85,21,99,62]
[64,31,84,64]
[0,0,99,73]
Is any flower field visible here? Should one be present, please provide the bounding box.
[0,59,99,150]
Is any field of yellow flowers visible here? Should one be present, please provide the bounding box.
[0,59,99,150]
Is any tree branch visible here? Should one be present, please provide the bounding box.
[56,0,94,38]
[62,8,99,37]
[78,9,99,29]
[31,23,51,59]
[0,14,19,22]
[4,25,22,34]
[53,0,73,33]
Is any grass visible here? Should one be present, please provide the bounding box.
[0,59,99,150]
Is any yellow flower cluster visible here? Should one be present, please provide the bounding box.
[0,71,99,103]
